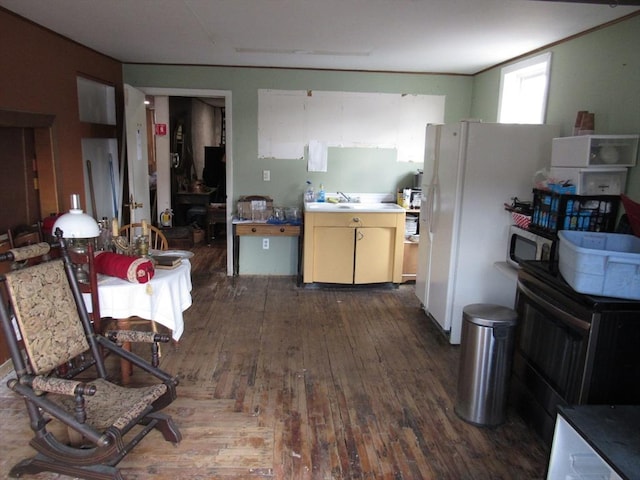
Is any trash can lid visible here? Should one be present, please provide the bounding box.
[462,303,517,328]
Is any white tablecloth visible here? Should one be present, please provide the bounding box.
[84,259,192,340]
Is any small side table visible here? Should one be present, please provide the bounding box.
[233,221,302,284]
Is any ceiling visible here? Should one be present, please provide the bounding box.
[1,0,639,75]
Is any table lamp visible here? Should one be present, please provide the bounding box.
[53,193,100,282]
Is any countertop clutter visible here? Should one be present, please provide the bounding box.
[236,195,302,225]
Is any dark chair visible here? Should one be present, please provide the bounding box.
[68,240,103,334]
[0,235,181,479]
[8,221,43,248]
[7,223,48,268]
[0,234,11,268]
[207,203,227,242]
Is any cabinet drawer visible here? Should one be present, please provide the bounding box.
[307,212,401,227]
[235,224,300,236]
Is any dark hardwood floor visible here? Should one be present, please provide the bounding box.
[1,240,549,479]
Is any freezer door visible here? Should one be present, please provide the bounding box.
[415,124,440,306]
[425,122,464,334]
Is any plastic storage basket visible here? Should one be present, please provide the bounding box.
[558,230,640,300]
[530,189,619,234]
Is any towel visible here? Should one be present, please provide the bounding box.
[94,252,155,283]
[308,140,328,172]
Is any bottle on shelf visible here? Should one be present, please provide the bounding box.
[317,184,326,202]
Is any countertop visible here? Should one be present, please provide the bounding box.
[559,405,640,480]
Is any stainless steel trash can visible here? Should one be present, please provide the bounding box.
[455,303,517,427]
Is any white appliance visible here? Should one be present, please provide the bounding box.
[549,134,638,196]
[548,166,627,195]
[415,121,560,344]
[506,225,556,268]
[550,134,638,168]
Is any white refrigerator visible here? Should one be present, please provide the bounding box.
[415,121,559,344]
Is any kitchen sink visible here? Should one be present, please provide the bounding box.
[304,202,405,213]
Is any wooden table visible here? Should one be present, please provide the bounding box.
[86,259,193,383]
[232,221,302,284]
[174,191,212,225]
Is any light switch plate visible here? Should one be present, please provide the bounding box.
[263,170,270,181]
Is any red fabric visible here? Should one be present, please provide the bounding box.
[42,213,63,237]
[94,252,155,283]
[621,195,640,237]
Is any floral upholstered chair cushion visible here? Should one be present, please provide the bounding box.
[7,258,88,374]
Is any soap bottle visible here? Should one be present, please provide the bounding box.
[317,184,326,202]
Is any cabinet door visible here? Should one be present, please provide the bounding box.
[313,227,355,283]
[354,227,395,284]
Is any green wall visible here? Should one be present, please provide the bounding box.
[124,13,640,275]
[123,65,473,274]
[471,14,640,199]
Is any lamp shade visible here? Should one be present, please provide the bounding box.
[53,194,100,239]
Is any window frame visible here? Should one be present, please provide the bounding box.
[497,52,552,124]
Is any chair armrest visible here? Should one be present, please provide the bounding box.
[95,335,178,386]
[105,330,171,344]
[0,242,51,262]
[18,375,97,397]
[9,376,107,444]
[16,375,97,424]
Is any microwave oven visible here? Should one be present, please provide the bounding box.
[507,225,556,268]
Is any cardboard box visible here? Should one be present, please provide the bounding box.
[237,196,273,221]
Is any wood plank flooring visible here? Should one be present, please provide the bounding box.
[0,241,549,479]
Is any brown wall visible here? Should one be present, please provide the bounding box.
[0,8,123,214]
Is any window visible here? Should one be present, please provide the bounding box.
[498,52,551,124]
[77,76,116,125]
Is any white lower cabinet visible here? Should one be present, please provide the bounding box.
[303,212,405,284]
[547,406,638,480]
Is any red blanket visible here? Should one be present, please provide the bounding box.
[94,252,155,283]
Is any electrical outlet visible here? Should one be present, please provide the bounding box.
[262,238,269,249]
[263,169,270,181]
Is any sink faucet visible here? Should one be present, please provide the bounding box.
[337,191,351,203]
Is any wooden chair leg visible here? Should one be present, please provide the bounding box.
[117,318,132,385]
[151,320,162,367]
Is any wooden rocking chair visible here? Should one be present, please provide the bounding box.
[0,234,182,479]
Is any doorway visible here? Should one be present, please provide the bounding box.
[139,87,233,275]
[0,127,39,232]
[168,97,226,233]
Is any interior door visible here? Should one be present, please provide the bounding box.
[0,127,39,231]
[124,84,151,225]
